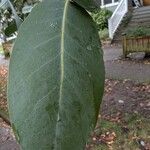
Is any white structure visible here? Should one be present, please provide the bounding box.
[100,0,129,39]
[101,0,128,39]
[107,0,145,39]
[100,0,120,12]
[108,0,128,39]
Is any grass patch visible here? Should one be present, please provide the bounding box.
[99,28,109,41]
[0,44,4,55]
[88,114,150,150]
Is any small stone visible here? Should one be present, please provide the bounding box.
[140,103,144,107]
[128,52,145,60]
[92,137,96,141]
[118,100,124,104]
[147,102,150,107]
[134,111,138,114]
[140,140,145,147]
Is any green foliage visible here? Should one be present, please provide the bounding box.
[99,28,109,41]
[4,20,17,36]
[8,0,105,149]
[12,0,40,19]
[126,27,150,37]
[0,7,17,38]
[91,9,112,30]
[0,0,40,40]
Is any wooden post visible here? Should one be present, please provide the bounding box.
[122,34,127,58]
[140,0,143,6]
[101,0,104,6]
[128,0,133,12]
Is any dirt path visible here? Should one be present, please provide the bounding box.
[105,60,150,83]
[0,127,20,150]
[103,45,123,61]
[0,117,20,150]
[103,45,150,83]
[0,55,9,66]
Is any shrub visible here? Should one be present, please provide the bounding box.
[125,27,150,37]
[99,28,109,41]
[12,0,40,19]
[0,0,40,39]
[91,9,112,31]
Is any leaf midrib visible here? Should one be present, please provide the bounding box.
[58,0,69,121]
[54,0,69,146]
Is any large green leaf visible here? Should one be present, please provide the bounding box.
[8,0,105,149]
[72,0,101,11]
